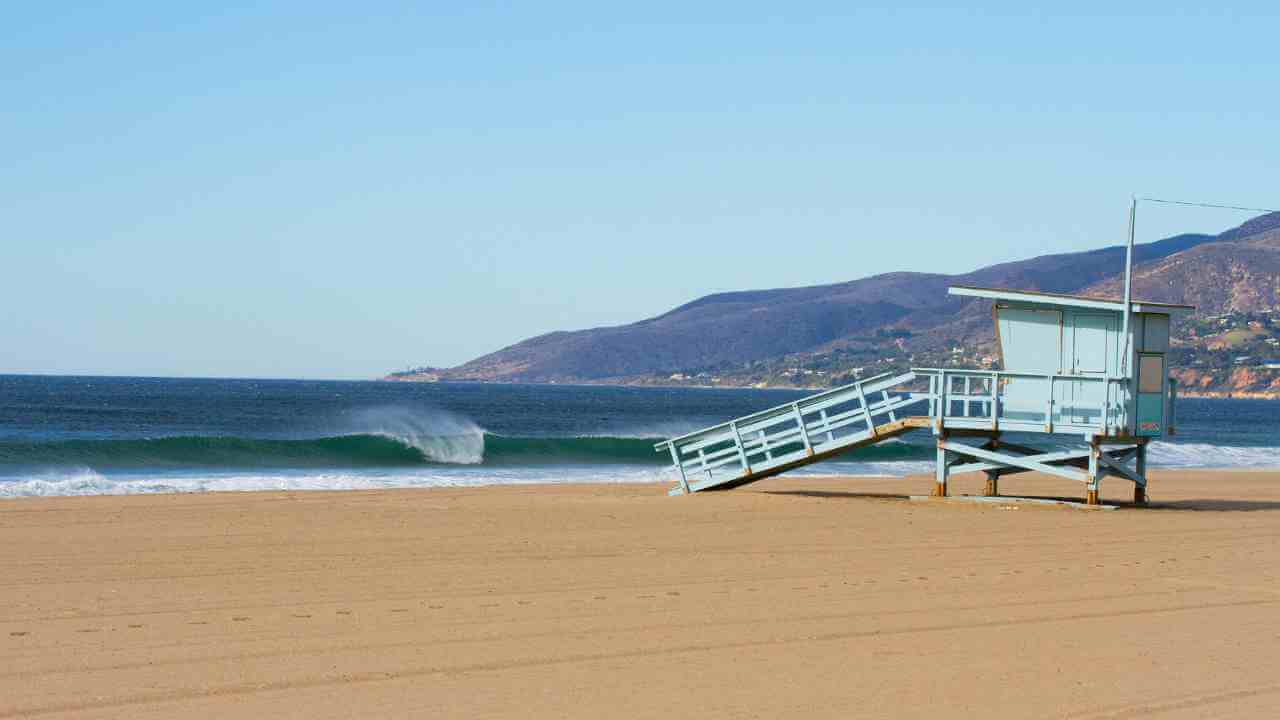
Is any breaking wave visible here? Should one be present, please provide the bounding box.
[3,436,1275,473]
[0,433,666,470]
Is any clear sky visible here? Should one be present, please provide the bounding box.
[4,3,1277,379]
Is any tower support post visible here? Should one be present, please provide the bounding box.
[933,433,950,497]
[1086,440,1102,505]
[1133,441,1148,504]
[983,434,1001,497]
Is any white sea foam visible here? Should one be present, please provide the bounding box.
[0,466,670,498]
[1147,442,1280,469]
[0,468,123,497]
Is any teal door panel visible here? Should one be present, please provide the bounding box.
[1136,393,1164,436]
[1136,353,1166,436]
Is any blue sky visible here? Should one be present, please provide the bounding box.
[4,3,1277,378]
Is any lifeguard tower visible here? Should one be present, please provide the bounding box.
[655,208,1193,506]
[920,286,1191,504]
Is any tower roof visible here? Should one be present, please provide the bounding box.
[949,285,1195,315]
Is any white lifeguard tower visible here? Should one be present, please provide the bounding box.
[656,202,1194,506]
[921,285,1191,504]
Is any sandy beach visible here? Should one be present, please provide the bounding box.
[3,470,1279,718]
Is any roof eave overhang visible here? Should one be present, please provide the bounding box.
[949,285,1195,316]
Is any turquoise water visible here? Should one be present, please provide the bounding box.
[1,375,1276,496]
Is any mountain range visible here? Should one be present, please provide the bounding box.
[390,212,1280,397]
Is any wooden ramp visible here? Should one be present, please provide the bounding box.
[655,372,931,495]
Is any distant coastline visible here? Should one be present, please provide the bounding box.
[379,373,1280,400]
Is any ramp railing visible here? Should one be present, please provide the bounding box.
[655,371,927,494]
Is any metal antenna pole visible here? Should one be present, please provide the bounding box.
[1118,197,1137,434]
[1124,197,1136,314]
[1119,198,1136,370]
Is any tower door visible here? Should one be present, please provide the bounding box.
[1070,314,1115,425]
[1136,353,1166,436]
[995,307,1062,423]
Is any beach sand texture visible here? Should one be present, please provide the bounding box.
[3,470,1279,718]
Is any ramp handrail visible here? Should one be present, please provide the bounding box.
[656,372,928,494]
[654,371,898,449]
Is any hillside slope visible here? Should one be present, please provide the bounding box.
[392,213,1280,395]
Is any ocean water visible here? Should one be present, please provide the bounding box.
[0,375,1277,497]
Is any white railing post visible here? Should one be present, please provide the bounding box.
[939,370,949,426]
[1045,375,1055,433]
[668,443,691,494]
[792,403,813,455]
[729,421,750,474]
[881,390,896,422]
[928,374,937,419]
[855,381,877,437]
[990,372,999,431]
[1101,379,1110,435]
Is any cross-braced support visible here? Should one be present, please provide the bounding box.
[935,436,1149,505]
[1091,439,1149,505]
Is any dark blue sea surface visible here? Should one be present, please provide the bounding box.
[0,375,1276,496]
